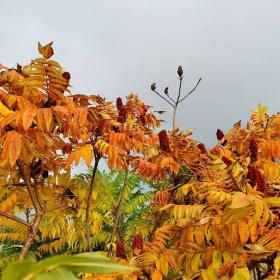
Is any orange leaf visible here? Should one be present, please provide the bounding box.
[22,108,37,131]
[74,107,87,127]
[238,219,250,245]
[160,256,169,276]
[2,131,22,167]
[37,108,53,131]
[38,41,54,59]
[16,96,34,111]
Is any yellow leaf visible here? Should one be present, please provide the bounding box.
[191,253,201,272]
[92,190,97,200]
[65,144,94,169]
[231,267,250,280]
[264,197,280,207]
[230,192,252,209]
[151,271,162,280]
[212,251,222,269]
[0,101,12,116]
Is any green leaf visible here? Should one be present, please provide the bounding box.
[2,252,137,280]
[34,268,76,280]
[2,260,33,280]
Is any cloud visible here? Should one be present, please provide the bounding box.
[1,0,279,149]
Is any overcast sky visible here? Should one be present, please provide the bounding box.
[1,0,279,147]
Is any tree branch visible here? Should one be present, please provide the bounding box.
[0,210,31,228]
[108,168,130,257]
[85,154,100,252]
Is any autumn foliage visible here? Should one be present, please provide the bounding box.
[0,43,279,280]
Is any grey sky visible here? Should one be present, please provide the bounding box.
[1,0,280,147]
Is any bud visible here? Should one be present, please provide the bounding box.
[216,129,224,141]
[159,130,171,153]
[164,87,169,95]
[151,82,156,91]
[177,65,183,77]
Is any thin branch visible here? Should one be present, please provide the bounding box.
[165,93,176,104]
[34,183,44,211]
[17,161,41,213]
[179,78,202,103]
[108,168,130,257]
[176,77,183,104]
[85,154,100,252]
[153,90,175,108]
[19,212,43,260]
[25,209,30,224]
[2,183,27,189]
[0,210,31,228]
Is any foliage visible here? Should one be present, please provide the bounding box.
[2,252,136,280]
[0,43,279,280]
[37,169,153,255]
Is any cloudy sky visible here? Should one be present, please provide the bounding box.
[1,0,279,147]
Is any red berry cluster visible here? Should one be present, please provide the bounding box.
[216,129,224,141]
[197,143,207,154]
[116,240,127,259]
[249,136,258,162]
[116,97,127,123]
[132,234,143,256]
[247,165,268,193]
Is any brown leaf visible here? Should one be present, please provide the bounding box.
[38,41,54,59]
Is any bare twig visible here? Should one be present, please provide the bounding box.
[153,90,175,108]
[179,78,202,104]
